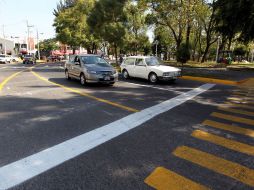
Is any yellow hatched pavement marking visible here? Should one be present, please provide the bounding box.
[31,70,139,113]
[0,70,24,91]
[173,146,254,187]
[228,97,254,104]
[145,167,210,190]
[224,102,254,110]
[218,107,254,117]
[203,120,254,138]
[192,130,254,156]
[211,112,254,126]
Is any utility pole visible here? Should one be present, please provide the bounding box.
[2,25,6,55]
[215,36,221,63]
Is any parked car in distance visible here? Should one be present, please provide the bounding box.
[23,55,36,64]
[65,54,118,85]
[0,54,11,64]
[47,55,62,62]
[120,56,181,83]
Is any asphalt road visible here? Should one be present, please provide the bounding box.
[0,62,254,190]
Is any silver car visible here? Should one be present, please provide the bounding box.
[65,54,118,85]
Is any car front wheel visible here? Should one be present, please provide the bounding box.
[149,73,158,83]
[65,70,71,80]
[80,73,86,86]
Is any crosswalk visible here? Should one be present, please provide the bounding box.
[145,87,254,189]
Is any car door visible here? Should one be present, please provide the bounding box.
[72,56,82,77]
[134,58,148,79]
[123,58,136,77]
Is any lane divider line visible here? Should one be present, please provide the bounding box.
[30,70,139,113]
[0,83,215,190]
[145,167,210,190]
[211,112,254,126]
[173,146,254,187]
[203,120,254,138]
[192,130,254,156]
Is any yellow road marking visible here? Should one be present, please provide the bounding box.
[203,120,254,138]
[173,146,254,187]
[218,107,254,117]
[145,167,210,190]
[192,130,254,156]
[211,112,254,126]
[181,76,237,86]
[31,70,139,113]
[0,70,24,91]
[224,102,254,110]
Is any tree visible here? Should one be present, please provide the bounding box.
[122,2,150,55]
[214,0,254,47]
[53,0,97,54]
[88,0,127,64]
[39,38,59,51]
[140,0,199,52]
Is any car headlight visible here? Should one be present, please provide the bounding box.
[87,70,97,74]
[163,72,170,76]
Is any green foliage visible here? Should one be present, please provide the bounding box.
[122,1,151,55]
[39,38,59,51]
[53,0,96,52]
[176,43,191,63]
[214,0,254,43]
[87,0,127,62]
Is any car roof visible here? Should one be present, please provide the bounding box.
[71,54,100,57]
[126,56,155,59]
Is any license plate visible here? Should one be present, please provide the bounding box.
[104,76,110,80]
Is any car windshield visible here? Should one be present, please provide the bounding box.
[80,56,109,66]
[145,57,164,66]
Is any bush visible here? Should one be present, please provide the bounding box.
[176,43,190,63]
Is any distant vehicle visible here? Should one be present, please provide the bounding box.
[0,54,11,64]
[23,55,36,64]
[10,56,20,62]
[65,54,118,85]
[120,56,181,83]
[47,55,62,62]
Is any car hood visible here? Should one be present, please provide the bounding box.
[85,63,115,71]
[150,65,180,72]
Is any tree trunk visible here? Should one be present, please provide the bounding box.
[72,48,76,55]
[201,44,210,63]
[114,43,118,65]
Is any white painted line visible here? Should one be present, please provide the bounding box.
[0,83,215,189]
[120,81,181,93]
[0,67,7,70]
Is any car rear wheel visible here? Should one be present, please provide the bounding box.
[65,70,71,80]
[149,73,158,83]
[122,70,129,79]
[80,73,86,86]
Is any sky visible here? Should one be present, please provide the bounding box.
[0,0,59,40]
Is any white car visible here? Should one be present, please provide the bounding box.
[120,56,181,83]
[0,54,11,64]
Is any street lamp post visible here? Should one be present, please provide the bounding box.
[215,36,221,63]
